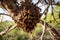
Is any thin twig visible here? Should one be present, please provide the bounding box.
[51,5,58,23]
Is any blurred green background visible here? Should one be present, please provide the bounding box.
[0,5,60,40]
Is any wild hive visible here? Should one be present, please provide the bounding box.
[12,1,42,32]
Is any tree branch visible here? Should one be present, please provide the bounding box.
[39,20,60,40]
[0,13,11,17]
[0,24,17,35]
[38,5,49,40]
